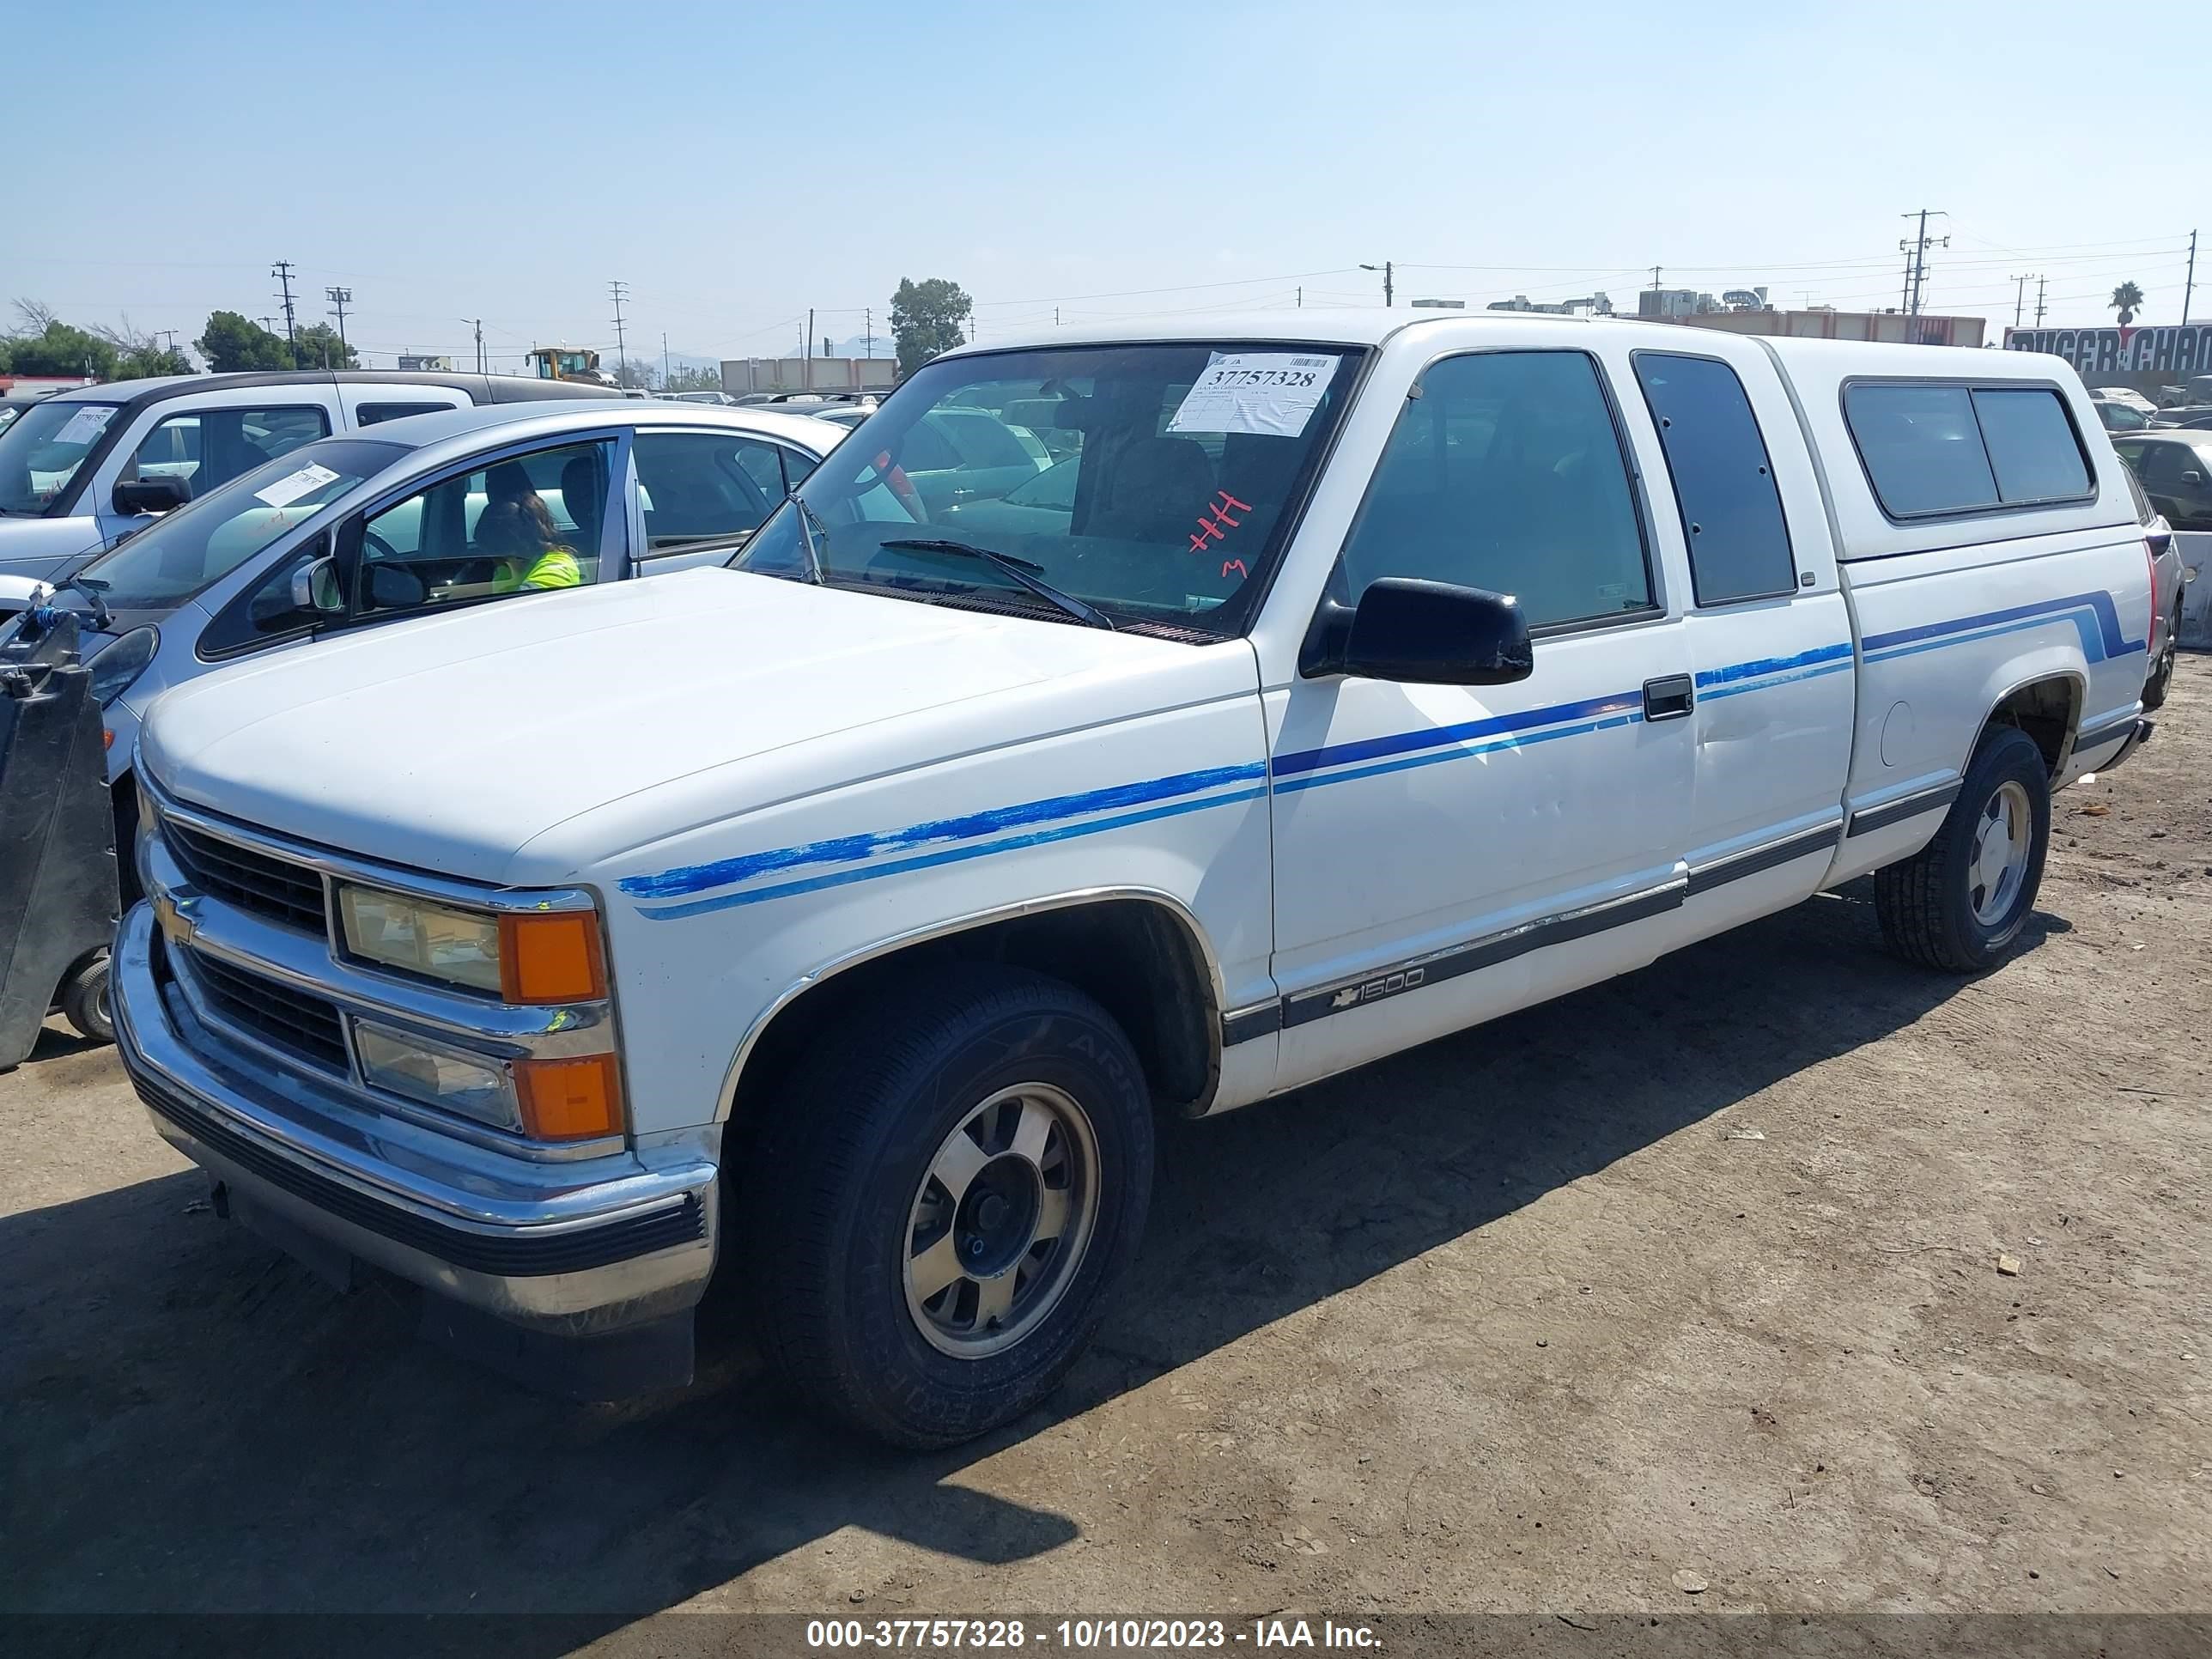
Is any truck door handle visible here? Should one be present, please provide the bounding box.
[1644,675,1695,722]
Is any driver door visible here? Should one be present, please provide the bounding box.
[1266,344,1697,1091]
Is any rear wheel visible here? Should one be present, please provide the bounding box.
[2142,643,2174,712]
[741,965,1153,1448]
[1875,726,2051,972]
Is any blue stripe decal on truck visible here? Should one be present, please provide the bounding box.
[626,594,2125,916]
[1862,590,2142,664]
[621,761,1267,900]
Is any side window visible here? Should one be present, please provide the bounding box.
[1337,350,1652,629]
[631,431,781,551]
[356,402,459,427]
[1971,387,2090,504]
[130,404,331,502]
[354,438,613,619]
[777,445,820,491]
[1842,385,1998,517]
[1632,353,1795,606]
[1844,381,2091,518]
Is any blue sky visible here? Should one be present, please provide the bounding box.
[4,0,2202,371]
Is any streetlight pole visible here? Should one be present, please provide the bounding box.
[1360,261,1395,307]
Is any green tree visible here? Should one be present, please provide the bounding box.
[196,310,295,372]
[890,277,970,377]
[664,362,725,393]
[2110,282,2145,327]
[5,298,118,378]
[289,322,358,370]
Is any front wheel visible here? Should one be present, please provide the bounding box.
[60,953,113,1045]
[741,965,1153,1448]
[1874,726,2051,972]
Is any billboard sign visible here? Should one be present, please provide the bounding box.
[2004,323,2212,377]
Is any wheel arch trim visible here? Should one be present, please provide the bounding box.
[710,885,1229,1126]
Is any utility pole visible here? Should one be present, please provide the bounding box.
[608,279,629,384]
[1361,262,1394,306]
[155,330,178,355]
[661,331,670,388]
[271,260,299,354]
[2033,276,2048,328]
[805,307,814,389]
[1649,264,1662,291]
[1899,210,1949,316]
[325,286,352,360]
[2185,228,2198,327]
[865,307,874,356]
[2009,274,2032,329]
[461,319,484,374]
[1297,286,1303,308]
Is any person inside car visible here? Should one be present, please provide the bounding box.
[476,461,581,591]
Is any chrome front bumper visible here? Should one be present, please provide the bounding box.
[112,902,720,1382]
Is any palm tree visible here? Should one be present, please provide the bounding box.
[2110,282,2145,326]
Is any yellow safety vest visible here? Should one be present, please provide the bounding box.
[492,546,582,592]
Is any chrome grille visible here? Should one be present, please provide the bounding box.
[163,820,328,933]
[184,947,349,1072]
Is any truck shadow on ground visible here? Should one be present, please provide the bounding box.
[2,881,2069,1628]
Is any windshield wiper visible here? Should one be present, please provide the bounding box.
[788,494,830,585]
[878,538,1115,630]
[45,574,112,631]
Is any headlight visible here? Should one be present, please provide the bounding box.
[336,884,607,1003]
[352,1020,520,1131]
[339,885,502,993]
[88,624,158,708]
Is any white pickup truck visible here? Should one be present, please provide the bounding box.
[112,312,2158,1447]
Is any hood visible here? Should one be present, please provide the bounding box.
[141,568,1242,886]
[0,517,105,586]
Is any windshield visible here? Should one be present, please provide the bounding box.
[0,400,126,516]
[73,438,400,610]
[732,342,1364,635]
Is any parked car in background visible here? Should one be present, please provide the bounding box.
[2094,399,2155,432]
[112,313,2156,1444]
[0,392,57,437]
[2117,431,2212,531]
[8,401,845,821]
[663,390,738,405]
[2117,460,2187,709]
[2093,386,2160,416]
[0,372,625,588]
[2149,407,2212,430]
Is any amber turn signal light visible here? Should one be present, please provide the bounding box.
[514,1054,624,1140]
[498,911,606,1004]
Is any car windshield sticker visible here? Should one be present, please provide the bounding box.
[1167,353,1339,437]
[53,406,118,447]
[254,461,342,508]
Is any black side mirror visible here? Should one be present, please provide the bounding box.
[112,476,191,516]
[363,562,425,611]
[1300,577,1534,685]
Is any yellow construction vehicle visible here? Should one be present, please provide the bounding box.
[526,345,614,385]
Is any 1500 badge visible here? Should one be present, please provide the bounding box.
[1328,967,1426,1010]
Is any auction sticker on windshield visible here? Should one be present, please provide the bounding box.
[54,406,118,447]
[254,462,343,508]
[1168,352,1339,438]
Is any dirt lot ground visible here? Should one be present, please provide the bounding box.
[4,663,2209,1648]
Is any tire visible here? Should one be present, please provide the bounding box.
[1874,726,2051,972]
[740,964,1154,1448]
[2142,644,2173,712]
[60,953,113,1045]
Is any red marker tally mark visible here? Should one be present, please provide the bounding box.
[1188,490,1253,556]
